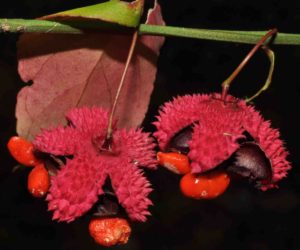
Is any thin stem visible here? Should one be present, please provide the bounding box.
[140,25,282,44]
[106,31,138,142]
[245,46,275,103]
[2,19,300,45]
[221,28,277,101]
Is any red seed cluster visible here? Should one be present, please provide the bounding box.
[89,217,131,247]
[7,136,41,167]
[8,136,50,198]
[28,163,50,198]
[180,171,230,199]
[157,151,231,199]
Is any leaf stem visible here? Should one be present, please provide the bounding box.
[245,46,275,103]
[2,18,300,45]
[106,31,138,142]
[221,28,277,101]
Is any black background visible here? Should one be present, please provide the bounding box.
[1,0,300,249]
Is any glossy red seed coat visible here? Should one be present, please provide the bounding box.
[28,163,50,198]
[7,136,40,167]
[157,152,191,174]
[180,170,230,199]
[89,217,131,247]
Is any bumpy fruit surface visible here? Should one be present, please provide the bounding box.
[28,163,50,198]
[157,152,191,174]
[89,217,131,247]
[7,136,40,166]
[180,170,230,199]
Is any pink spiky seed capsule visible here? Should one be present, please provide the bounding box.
[154,94,291,190]
[33,107,156,222]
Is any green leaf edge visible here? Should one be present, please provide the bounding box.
[41,0,144,28]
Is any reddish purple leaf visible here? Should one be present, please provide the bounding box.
[16,1,165,140]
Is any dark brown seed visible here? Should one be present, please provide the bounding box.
[227,142,272,184]
[167,125,194,154]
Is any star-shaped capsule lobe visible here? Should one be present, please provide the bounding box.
[34,107,157,222]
